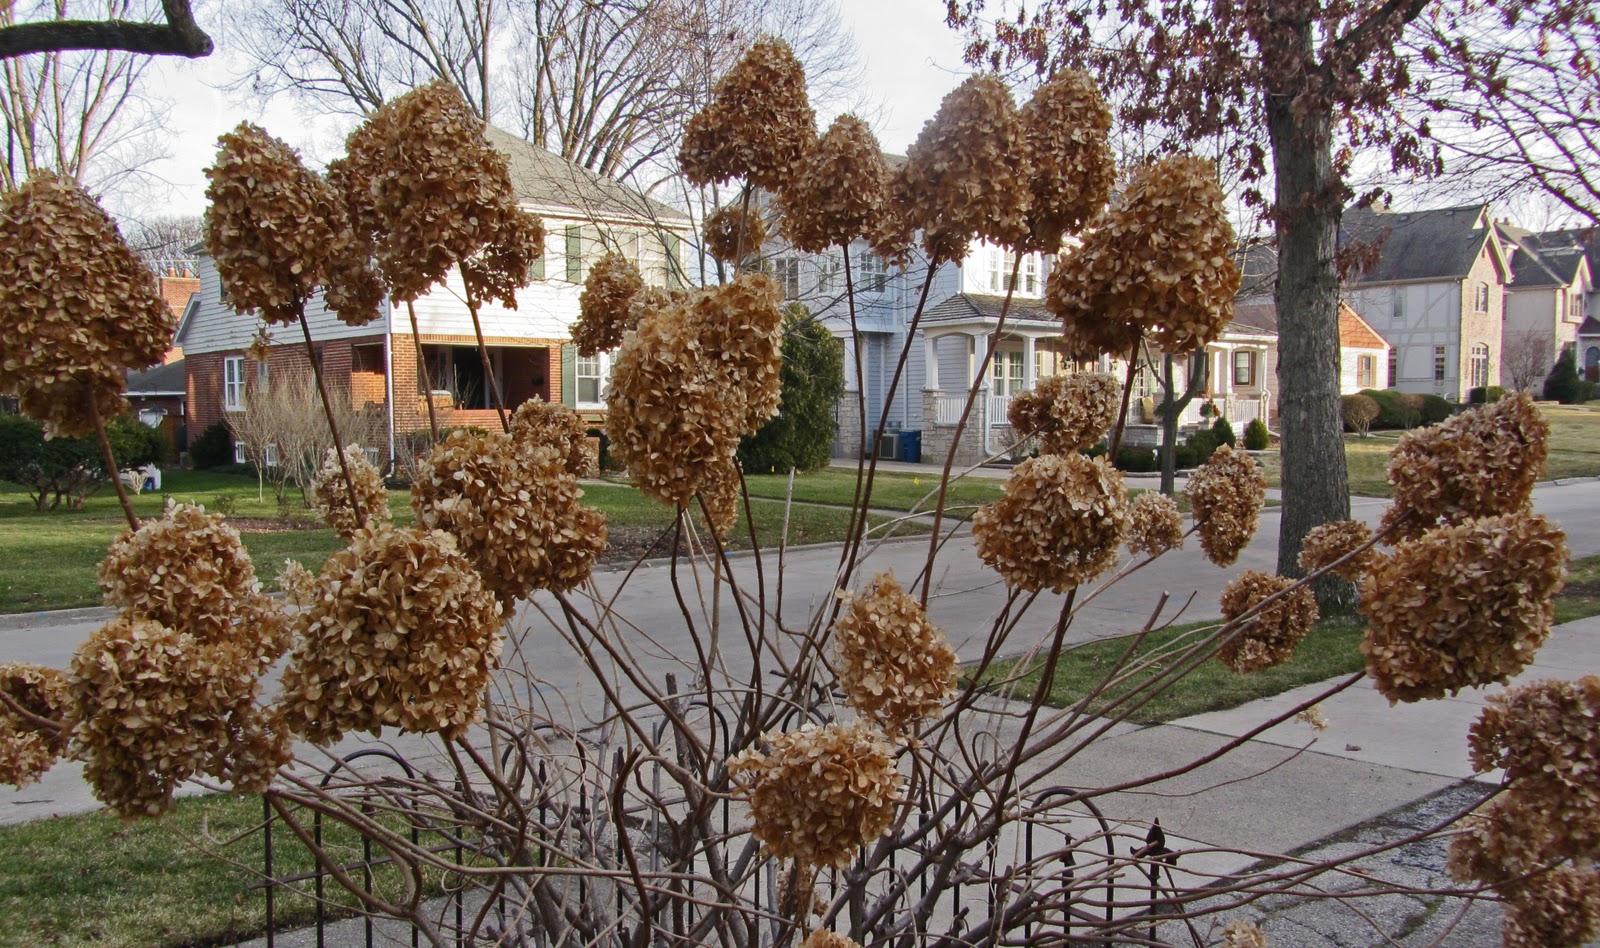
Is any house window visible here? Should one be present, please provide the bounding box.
[223,356,245,411]
[1035,349,1057,380]
[1434,345,1448,382]
[1022,254,1040,294]
[264,443,280,468]
[1133,359,1156,399]
[256,360,269,389]
[773,257,801,299]
[1388,348,1397,387]
[1233,350,1255,386]
[1392,289,1405,321]
[990,350,1025,396]
[233,441,247,464]
[817,255,839,295]
[1473,282,1490,313]
[1470,343,1490,388]
[858,253,888,293]
[1357,354,1375,389]
[989,248,1017,293]
[1570,293,1585,321]
[576,352,608,406]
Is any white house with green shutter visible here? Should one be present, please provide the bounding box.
[177,126,692,465]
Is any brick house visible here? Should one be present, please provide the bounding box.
[177,127,692,465]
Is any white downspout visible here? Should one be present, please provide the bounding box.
[384,306,396,470]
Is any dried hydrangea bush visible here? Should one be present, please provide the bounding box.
[279,525,505,744]
[204,123,350,326]
[1186,446,1268,568]
[68,615,288,817]
[605,274,784,508]
[1381,391,1548,541]
[1126,491,1185,558]
[696,456,743,538]
[973,454,1128,593]
[412,430,606,602]
[1016,69,1115,253]
[892,74,1030,262]
[1297,519,1378,582]
[702,205,769,265]
[1361,509,1566,703]
[0,663,70,788]
[1449,677,1600,947]
[98,503,290,672]
[510,398,597,478]
[575,253,646,356]
[1217,571,1320,674]
[679,38,815,191]
[776,114,889,254]
[311,444,391,540]
[728,721,904,869]
[832,573,958,739]
[0,173,175,436]
[1005,371,1121,455]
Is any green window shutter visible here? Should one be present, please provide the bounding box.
[531,241,545,281]
[565,225,582,283]
[665,232,682,288]
[560,343,576,407]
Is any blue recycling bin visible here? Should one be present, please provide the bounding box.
[899,429,922,464]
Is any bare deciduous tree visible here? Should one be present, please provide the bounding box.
[1,0,172,196]
[1502,329,1555,393]
[226,371,385,508]
[0,0,209,59]
[119,212,201,272]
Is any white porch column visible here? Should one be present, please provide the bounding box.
[924,335,940,390]
[965,334,979,388]
[1215,349,1231,396]
[1022,335,1037,390]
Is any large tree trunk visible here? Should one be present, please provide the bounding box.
[1265,71,1353,607]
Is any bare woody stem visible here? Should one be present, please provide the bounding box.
[459,269,509,433]
[1106,332,1144,460]
[407,299,440,440]
[296,306,365,530]
[90,396,140,531]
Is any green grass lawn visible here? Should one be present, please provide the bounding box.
[1256,403,1600,498]
[0,792,454,948]
[0,471,921,613]
[741,467,1005,513]
[983,552,1600,726]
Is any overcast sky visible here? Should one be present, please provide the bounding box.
[133,0,971,219]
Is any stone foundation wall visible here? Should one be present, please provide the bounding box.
[921,390,988,467]
[835,392,865,460]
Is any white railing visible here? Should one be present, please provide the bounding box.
[934,394,966,425]
[1225,393,1271,428]
[989,394,1012,427]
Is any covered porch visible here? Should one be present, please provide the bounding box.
[921,317,1073,466]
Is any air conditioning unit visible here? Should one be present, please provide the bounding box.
[875,431,900,460]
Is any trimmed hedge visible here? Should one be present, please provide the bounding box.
[1211,416,1237,448]
[1468,385,1505,404]
[190,420,233,470]
[1358,389,1452,429]
[1243,418,1270,450]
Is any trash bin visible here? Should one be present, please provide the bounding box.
[898,429,922,464]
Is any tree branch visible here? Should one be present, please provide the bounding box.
[0,0,212,60]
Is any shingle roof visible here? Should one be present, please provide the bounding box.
[1230,302,1278,335]
[1535,227,1600,282]
[1580,316,1600,338]
[1342,203,1494,283]
[483,126,690,224]
[923,293,1056,324]
[1498,223,1587,288]
[126,359,186,395]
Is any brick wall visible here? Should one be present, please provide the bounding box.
[391,333,566,435]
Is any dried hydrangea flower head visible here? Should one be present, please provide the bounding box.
[205,123,350,325]
[703,204,769,265]
[0,663,69,789]
[1361,509,1566,703]
[510,397,596,478]
[318,156,387,327]
[343,81,530,303]
[1381,391,1548,541]
[1217,571,1319,674]
[1219,920,1268,948]
[868,174,919,267]
[974,454,1128,592]
[605,274,784,507]
[832,572,958,739]
[1186,446,1267,567]
[1048,156,1239,357]
[1005,371,1121,454]
[801,932,862,948]
[897,74,1031,262]
[1297,519,1377,582]
[412,429,606,603]
[696,456,743,538]
[1448,677,1600,947]
[777,114,889,253]
[679,38,815,191]
[279,525,504,744]
[728,721,904,868]
[311,444,391,540]
[462,205,546,310]
[0,173,175,437]
[574,252,646,356]
[1017,69,1115,253]
[1126,491,1185,558]
[98,503,290,671]
[68,614,289,817]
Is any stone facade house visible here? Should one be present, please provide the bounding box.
[177,127,692,465]
[1494,225,1593,388]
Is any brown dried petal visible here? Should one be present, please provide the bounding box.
[510,397,596,477]
[679,38,815,191]
[1217,571,1319,674]
[0,663,69,788]
[703,205,768,265]
[973,454,1128,593]
[311,444,392,540]
[1127,492,1185,558]
[1186,446,1267,567]
[1006,371,1120,454]
[1018,70,1115,253]
[574,253,646,357]
[832,572,957,739]
[777,114,889,253]
[1297,520,1377,582]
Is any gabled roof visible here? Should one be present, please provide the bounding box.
[1535,227,1600,283]
[1342,203,1502,284]
[1338,303,1387,350]
[923,293,1056,325]
[1498,223,1590,289]
[1230,302,1278,335]
[483,127,690,224]
[125,359,187,396]
[1232,239,1278,301]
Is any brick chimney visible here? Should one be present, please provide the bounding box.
[158,269,199,364]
